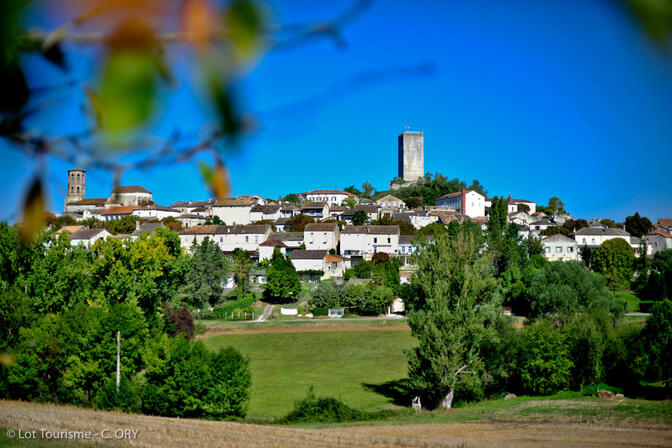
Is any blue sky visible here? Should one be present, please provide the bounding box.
[2,0,672,222]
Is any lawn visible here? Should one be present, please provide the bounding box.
[202,328,415,419]
[615,289,641,312]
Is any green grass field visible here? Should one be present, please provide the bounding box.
[202,329,415,419]
[615,289,642,312]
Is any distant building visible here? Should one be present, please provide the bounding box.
[300,190,357,206]
[69,228,111,248]
[398,131,424,182]
[643,230,672,256]
[376,194,405,209]
[304,223,340,251]
[289,250,345,280]
[212,198,253,225]
[64,168,86,209]
[102,206,140,221]
[541,234,579,262]
[340,225,400,260]
[434,189,485,218]
[301,201,329,219]
[108,186,153,207]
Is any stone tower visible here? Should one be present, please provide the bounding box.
[398,131,424,182]
[65,168,85,207]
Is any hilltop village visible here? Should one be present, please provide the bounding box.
[53,131,672,282]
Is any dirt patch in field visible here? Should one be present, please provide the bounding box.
[197,323,411,338]
[2,400,670,448]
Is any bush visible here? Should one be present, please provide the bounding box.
[639,301,657,313]
[312,307,328,316]
[310,280,341,308]
[94,375,143,413]
[519,320,573,395]
[282,387,370,423]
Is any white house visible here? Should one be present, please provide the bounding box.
[289,250,345,280]
[279,203,301,218]
[180,224,271,253]
[132,205,180,220]
[258,239,287,261]
[69,228,111,248]
[176,214,207,229]
[304,223,340,251]
[101,206,140,222]
[212,198,253,225]
[572,227,634,249]
[64,198,107,214]
[250,204,281,222]
[300,189,357,206]
[643,230,672,256]
[340,225,400,259]
[109,185,153,207]
[529,220,555,233]
[301,201,329,219]
[266,232,304,250]
[434,189,485,218]
[541,234,579,262]
[169,200,212,215]
[376,194,405,209]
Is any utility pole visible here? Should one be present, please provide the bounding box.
[116,330,120,393]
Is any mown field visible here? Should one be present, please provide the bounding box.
[202,326,415,418]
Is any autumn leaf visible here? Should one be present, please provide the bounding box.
[183,0,214,50]
[198,160,230,201]
[20,177,46,243]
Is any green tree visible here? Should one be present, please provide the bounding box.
[641,300,672,392]
[600,219,619,228]
[231,248,254,296]
[105,215,139,235]
[343,185,363,197]
[519,320,573,395]
[310,280,341,308]
[342,198,357,208]
[284,214,315,232]
[405,227,501,409]
[263,248,300,303]
[361,181,374,198]
[404,197,422,209]
[546,197,566,214]
[181,237,230,308]
[593,238,635,289]
[352,210,368,225]
[517,203,530,213]
[526,261,622,320]
[624,212,652,238]
[283,193,301,204]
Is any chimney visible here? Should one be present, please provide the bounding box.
[461,188,466,215]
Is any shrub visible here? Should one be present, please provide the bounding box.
[94,375,143,413]
[519,320,573,395]
[310,280,340,308]
[282,387,369,423]
[312,307,328,316]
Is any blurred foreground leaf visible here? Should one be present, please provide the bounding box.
[0,0,29,113]
[624,0,672,48]
[97,18,166,134]
[20,177,46,243]
[227,0,264,59]
[198,160,231,201]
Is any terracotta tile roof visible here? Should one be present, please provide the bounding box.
[648,229,672,238]
[251,204,281,214]
[213,198,252,207]
[181,225,219,235]
[325,254,343,262]
[656,218,672,227]
[436,190,480,201]
[341,225,399,235]
[56,225,84,234]
[305,223,338,232]
[102,206,140,215]
[67,198,107,206]
[112,185,152,194]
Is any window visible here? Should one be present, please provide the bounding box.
[567,247,574,253]
[544,247,551,253]
[591,238,596,245]
[387,237,391,243]
[374,237,377,243]
[219,237,223,243]
[582,238,586,244]
[555,247,562,253]
[245,236,249,243]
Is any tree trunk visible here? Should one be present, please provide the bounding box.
[441,388,454,409]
